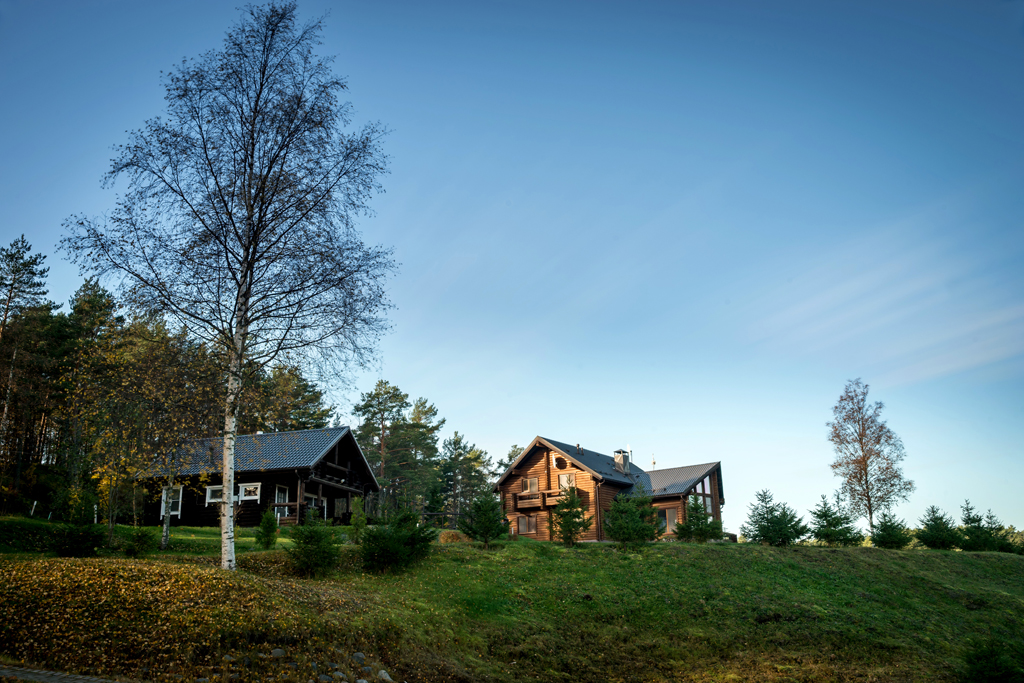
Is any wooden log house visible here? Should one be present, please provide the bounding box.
[140,427,379,527]
[494,436,724,541]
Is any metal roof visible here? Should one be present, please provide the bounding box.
[626,462,722,500]
[146,426,379,490]
[494,435,722,501]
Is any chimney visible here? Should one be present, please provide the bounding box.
[613,448,630,474]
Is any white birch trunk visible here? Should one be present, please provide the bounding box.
[161,477,174,550]
[219,319,247,570]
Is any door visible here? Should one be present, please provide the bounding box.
[275,485,289,519]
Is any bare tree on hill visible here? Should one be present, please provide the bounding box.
[63,2,394,570]
[827,379,914,531]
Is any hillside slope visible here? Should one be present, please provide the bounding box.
[2,541,1022,682]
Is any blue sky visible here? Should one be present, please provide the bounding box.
[1,0,1022,532]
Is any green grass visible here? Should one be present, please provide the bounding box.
[2,536,1022,682]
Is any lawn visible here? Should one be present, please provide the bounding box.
[2,531,1022,682]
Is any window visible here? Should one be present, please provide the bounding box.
[521,478,539,493]
[238,483,261,502]
[161,486,182,519]
[658,508,677,530]
[557,473,575,489]
[518,515,537,534]
[334,497,348,517]
[274,485,289,519]
[205,486,224,506]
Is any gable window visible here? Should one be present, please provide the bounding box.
[518,515,537,535]
[238,483,261,502]
[557,473,575,489]
[521,478,539,493]
[205,486,224,506]
[161,486,182,519]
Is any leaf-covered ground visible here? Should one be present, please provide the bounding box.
[2,539,1023,682]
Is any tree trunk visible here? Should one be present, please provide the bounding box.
[161,477,174,550]
[220,336,245,571]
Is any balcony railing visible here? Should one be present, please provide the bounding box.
[515,492,544,509]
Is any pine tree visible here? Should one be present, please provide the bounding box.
[603,483,662,550]
[871,512,913,549]
[916,505,961,550]
[550,486,593,547]
[457,494,507,549]
[808,494,863,547]
[674,495,724,543]
[739,490,809,546]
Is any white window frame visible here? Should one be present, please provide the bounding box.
[238,482,262,503]
[557,473,575,489]
[205,485,224,507]
[161,485,183,519]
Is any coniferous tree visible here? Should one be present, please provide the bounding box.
[674,495,724,543]
[603,483,662,550]
[457,494,507,549]
[550,486,593,547]
[871,512,913,550]
[439,432,491,522]
[808,494,864,547]
[916,505,961,550]
[739,490,809,546]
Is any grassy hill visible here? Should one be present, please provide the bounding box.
[1,538,1022,682]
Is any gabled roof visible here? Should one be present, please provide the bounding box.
[494,436,641,488]
[146,426,379,491]
[493,435,723,502]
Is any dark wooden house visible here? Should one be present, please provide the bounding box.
[494,436,724,541]
[141,426,379,527]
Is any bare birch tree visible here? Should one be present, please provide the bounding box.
[827,379,915,531]
[63,2,393,569]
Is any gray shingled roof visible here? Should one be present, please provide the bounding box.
[495,436,722,501]
[150,426,367,479]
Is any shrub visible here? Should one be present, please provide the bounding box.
[51,524,106,557]
[961,638,1024,683]
[550,487,593,548]
[254,508,278,550]
[285,513,340,577]
[916,505,961,550]
[360,510,437,572]
[458,494,508,549]
[348,497,367,545]
[871,512,913,549]
[808,495,863,547]
[438,530,470,543]
[959,501,1016,553]
[739,490,808,546]
[121,526,159,558]
[603,484,662,550]
[674,495,723,543]
[0,516,59,552]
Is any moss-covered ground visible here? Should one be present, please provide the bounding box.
[1,530,1022,682]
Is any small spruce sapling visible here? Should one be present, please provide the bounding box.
[739,490,809,546]
[285,512,340,577]
[458,494,507,549]
[915,505,961,550]
[255,508,278,550]
[871,512,913,550]
[808,494,863,547]
[349,497,367,545]
[550,487,593,548]
[674,495,723,543]
[603,483,662,550]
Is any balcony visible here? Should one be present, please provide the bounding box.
[515,492,544,509]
